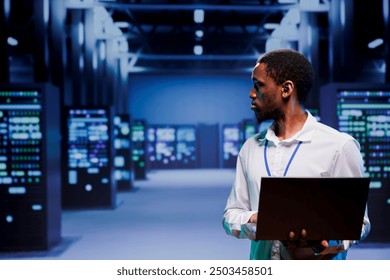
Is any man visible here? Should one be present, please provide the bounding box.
[222,49,371,260]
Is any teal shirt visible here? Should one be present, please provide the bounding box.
[250,240,348,260]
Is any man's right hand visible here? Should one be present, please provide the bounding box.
[248,213,257,223]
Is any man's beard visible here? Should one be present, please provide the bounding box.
[254,107,284,124]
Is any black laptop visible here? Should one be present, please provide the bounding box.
[254,177,370,241]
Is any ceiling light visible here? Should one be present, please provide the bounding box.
[264,23,280,30]
[368,38,384,49]
[195,30,204,38]
[7,37,18,46]
[194,9,204,23]
[115,22,130,28]
[193,45,203,55]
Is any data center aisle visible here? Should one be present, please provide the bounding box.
[57,169,249,260]
[1,169,389,260]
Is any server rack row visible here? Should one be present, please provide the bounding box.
[2,81,390,252]
[147,125,197,169]
[143,122,260,170]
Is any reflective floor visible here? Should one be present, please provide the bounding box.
[1,169,389,260]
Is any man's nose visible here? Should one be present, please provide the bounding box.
[249,88,257,99]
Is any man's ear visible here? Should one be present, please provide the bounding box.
[281,81,294,98]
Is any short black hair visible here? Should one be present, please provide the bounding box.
[257,49,314,104]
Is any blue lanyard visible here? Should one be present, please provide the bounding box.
[264,139,303,177]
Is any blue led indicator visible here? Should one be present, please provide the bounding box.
[32,204,43,211]
[68,170,77,184]
[6,215,13,223]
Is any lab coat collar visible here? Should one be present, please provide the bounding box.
[257,111,317,145]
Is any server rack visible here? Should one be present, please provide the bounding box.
[146,126,157,170]
[0,83,61,251]
[154,125,177,169]
[176,125,197,168]
[113,114,133,191]
[222,124,240,168]
[62,107,116,209]
[131,119,147,179]
[240,119,257,148]
[320,83,390,242]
